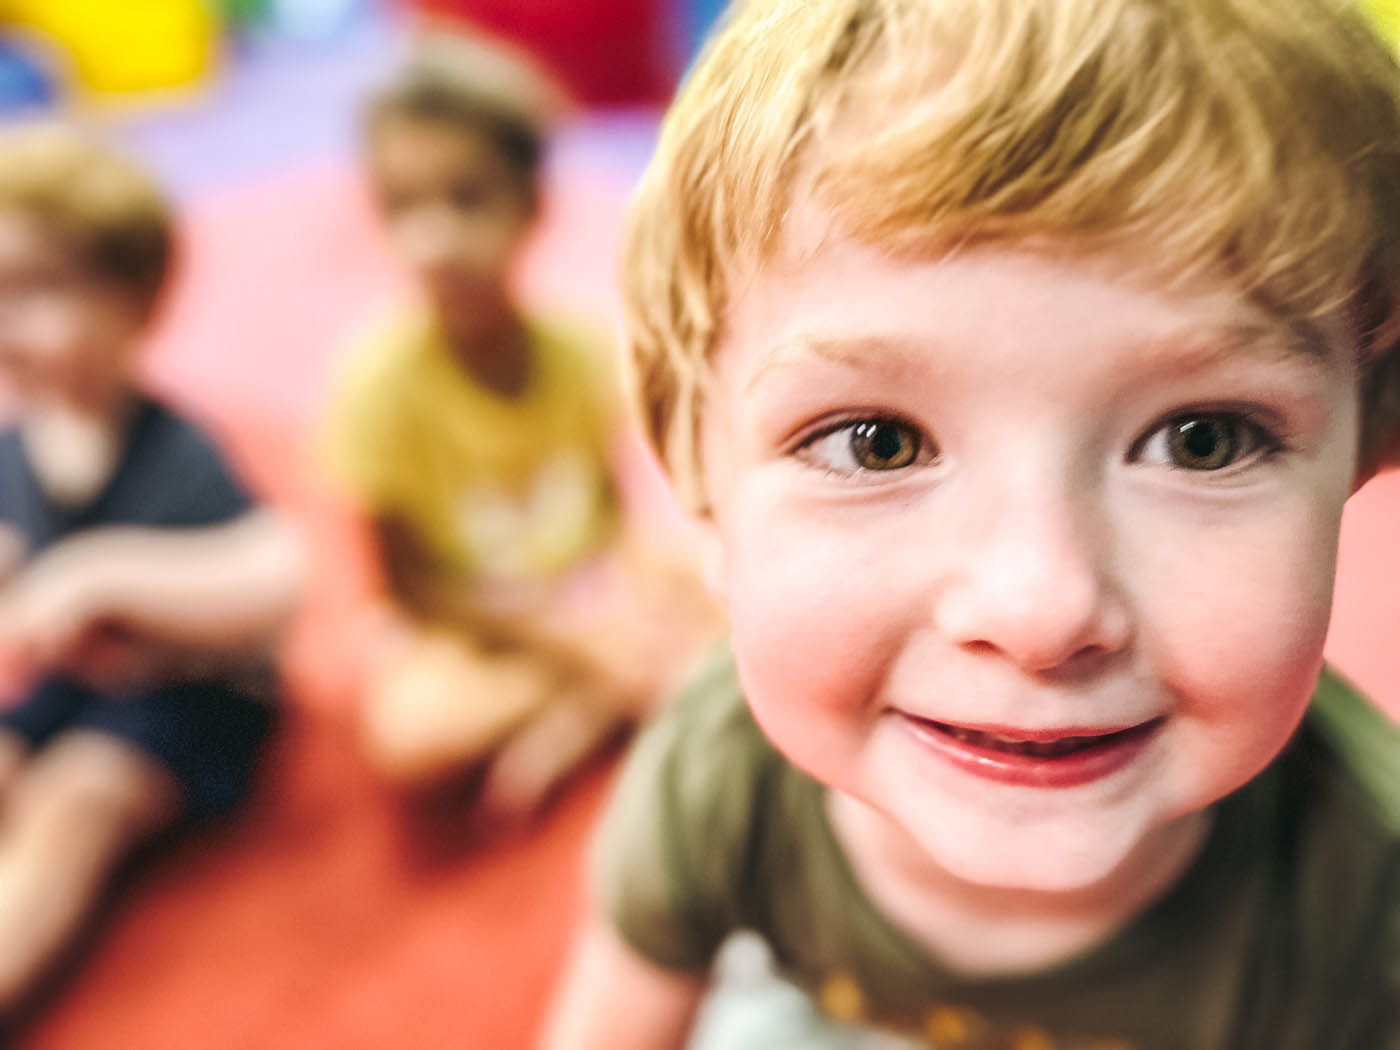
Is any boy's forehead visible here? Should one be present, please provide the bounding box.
[744,318,1332,389]
[370,116,498,172]
[727,210,1340,388]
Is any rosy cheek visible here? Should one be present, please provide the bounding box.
[1139,514,1337,798]
[723,495,903,744]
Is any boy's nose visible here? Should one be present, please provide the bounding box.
[933,474,1132,675]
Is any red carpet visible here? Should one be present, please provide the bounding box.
[14,161,1400,1049]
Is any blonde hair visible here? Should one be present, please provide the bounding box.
[0,122,173,317]
[623,0,1400,505]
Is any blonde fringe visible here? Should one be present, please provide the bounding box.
[623,0,1400,502]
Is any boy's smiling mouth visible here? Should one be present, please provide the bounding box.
[896,713,1167,788]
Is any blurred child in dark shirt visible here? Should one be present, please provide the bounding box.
[0,122,304,1012]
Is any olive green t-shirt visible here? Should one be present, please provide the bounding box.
[596,647,1399,1050]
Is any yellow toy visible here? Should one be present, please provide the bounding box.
[1362,0,1400,53]
[2,0,219,97]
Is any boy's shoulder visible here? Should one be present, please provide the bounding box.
[1296,667,1400,840]
[594,643,795,971]
[337,304,437,390]
[101,396,253,528]
[604,642,778,840]
[132,396,230,467]
[1255,670,1400,1046]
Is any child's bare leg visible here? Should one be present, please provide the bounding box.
[359,628,554,788]
[0,731,28,800]
[528,546,722,718]
[0,730,180,1010]
[475,691,625,825]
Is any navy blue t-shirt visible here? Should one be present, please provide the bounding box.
[0,397,275,818]
[0,396,253,551]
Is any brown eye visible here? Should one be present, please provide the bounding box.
[1136,412,1277,472]
[1166,416,1238,470]
[850,420,919,470]
[800,417,930,475]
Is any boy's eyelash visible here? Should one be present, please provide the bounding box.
[791,413,923,451]
[787,407,1291,470]
[1127,407,1291,462]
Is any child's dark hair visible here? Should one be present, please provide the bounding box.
[366,34,563,189]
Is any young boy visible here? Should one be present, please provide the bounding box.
[0,123,304,1012]
[544,1,1400,1047]
[325,38,712,819]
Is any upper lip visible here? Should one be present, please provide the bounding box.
[895,712,1163,743]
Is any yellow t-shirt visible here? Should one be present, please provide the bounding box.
[324,308,619,582]
[1363,0,1399,52]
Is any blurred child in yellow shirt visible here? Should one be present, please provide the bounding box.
[324,37,712,822]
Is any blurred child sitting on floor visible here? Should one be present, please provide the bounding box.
[0,123,304,1013]
[324,37,712,821]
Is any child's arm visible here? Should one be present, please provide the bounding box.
[540,911,707,1050]
[0,524,23,581]
[373,513,472,624]
[0,509,305,675]
[369,513,612,675]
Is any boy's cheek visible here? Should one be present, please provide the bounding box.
[1131,524,1335,803]
[723,507,907,724]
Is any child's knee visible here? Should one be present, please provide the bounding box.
[358,635,552,786]
[7,730,180,840]
[0,730,28,797]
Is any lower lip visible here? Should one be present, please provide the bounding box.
[897,714,1164,789]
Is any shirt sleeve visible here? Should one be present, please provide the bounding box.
[592,646,762,974]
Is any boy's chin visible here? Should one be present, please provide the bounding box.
[893,803,1166,896]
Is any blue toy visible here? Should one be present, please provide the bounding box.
[0,38,55,111]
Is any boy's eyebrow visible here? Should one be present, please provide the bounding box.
[1133,320,1334,375]
[745,333,935,390]
[746,320,1332,391]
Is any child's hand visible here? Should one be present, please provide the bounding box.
[356,601,419,674]
[59,624,191,694]
[0,525,25,584]
[0,546,110,683]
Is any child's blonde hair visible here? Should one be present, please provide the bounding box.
[0,122,173,318]
[623,0,1400,506]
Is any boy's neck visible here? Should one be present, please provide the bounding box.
[20,382,140,506]
[441,306,532,399]
[827,789,1212,979]
[23,376,138,429]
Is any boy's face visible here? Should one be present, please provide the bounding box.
[368,115,534,335]
[0,210,142,406]
[698,202,1360,893]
